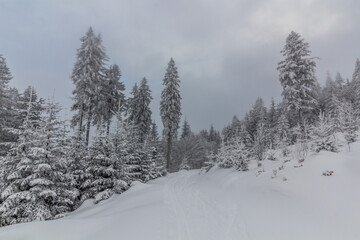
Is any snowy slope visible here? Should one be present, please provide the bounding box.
[1,142,360,240]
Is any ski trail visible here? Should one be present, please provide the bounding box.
[225,205,250,240]
[163,171,250,240]
[164,172,193,240]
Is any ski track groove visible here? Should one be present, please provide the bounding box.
[163,171,250,240]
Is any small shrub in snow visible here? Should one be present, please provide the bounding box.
[322,170,334,176]
[255,167,265,177]
[180,157,191,170]
[267,149,277,161]
[282,147,290,157]
[282,177,288,182]
[271,169,278,179]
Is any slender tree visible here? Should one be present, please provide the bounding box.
[127,83,139,123]
[149,121,159,144]
[71,27,108,145]
[351,59,360,109]
[137,77,153,143]
[160,58,182,171]
[103,64,125,135]
[0,54,18,152]
[352,58,360,83]
[342,101,358,151]
[180,119,192,139]
[0,54,13,124]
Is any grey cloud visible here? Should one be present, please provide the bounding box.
[0,0,359,132]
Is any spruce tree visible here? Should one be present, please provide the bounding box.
[0,54,18,153]
[149,121,159,144]
[267,98,277,148]
[342,102,358,151]
[275,110,290,149]
[352,59,360,109]
[103,64,125,135]
[223,116,241,142]
[41,99,79,217]
[127,83,139,123]
[139,145,160,182]
[208,124,222,153]
[71,27,108,145]
[0,90,77,225]
[0,54,13,117]
[17,86,44,128]
[180,119,192,139]
[352,58,360,83]
[252,121,267,161]
[81,123,127,204]
[277,31,318,136]
[245,97,267,142]
[137,77,153,143]
[310,112,338,153]
[209,125,216,142]
[334,72,345,97]
[160,58,182,171]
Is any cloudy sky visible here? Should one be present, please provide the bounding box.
[0,0,359,132]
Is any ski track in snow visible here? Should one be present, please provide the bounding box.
[164,171,249,240]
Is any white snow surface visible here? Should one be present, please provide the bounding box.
[1,142,360,240]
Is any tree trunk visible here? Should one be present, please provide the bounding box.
[299,109,305,138]
[106,119,111,136]
[77,103,84,142]
[166,134,172,171]
[86,110,92,146]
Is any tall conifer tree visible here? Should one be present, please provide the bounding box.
[277,31,317,136]
[71,27,108,145]
[137,77,153,143]
[160,58,182,171]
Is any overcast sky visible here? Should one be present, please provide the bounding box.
[0,0,359,132]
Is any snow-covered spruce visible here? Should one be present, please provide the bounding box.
[0,96,78,226]
[160,58,182,171]
[309,112,339,153]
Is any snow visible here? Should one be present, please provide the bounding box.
[1,142,360,239]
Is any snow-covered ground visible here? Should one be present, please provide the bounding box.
[1,142,360,240]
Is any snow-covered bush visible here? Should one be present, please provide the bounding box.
[267,149,277,161]
[310,112,339,153]
[217,138,249,171]
[94,189,115,204]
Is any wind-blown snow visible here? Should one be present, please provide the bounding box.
[1,142,360,240]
